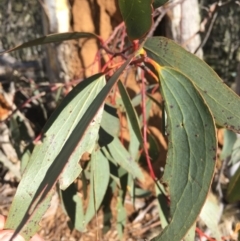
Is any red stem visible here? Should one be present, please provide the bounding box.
[141,70,157,180]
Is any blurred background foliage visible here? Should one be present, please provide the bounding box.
[0,0,44,60]
[201,0,240,84]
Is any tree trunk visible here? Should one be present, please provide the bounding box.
[42,0,81,82]
[166,0,203,58]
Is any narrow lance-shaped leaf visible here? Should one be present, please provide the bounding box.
[103,137,144,181]
[6,56,132,240]
[59,103,104,189]
[5,74,105,239]
[84,150,110,229]
[226,166,240,203]
[99,104,120,147]
[118,80,143,146]
[152,67,217,241]
[155,181,168,229]
[144,37,240,133]
[230,142,240,167]
[118,0,153,40]
[200,193,222,241]
[116,191,127,240]
[220,129,237,160]
[1,32,97,54]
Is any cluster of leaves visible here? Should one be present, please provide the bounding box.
[2,1,240,241]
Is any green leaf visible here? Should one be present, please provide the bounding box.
[155,181,169,229]
[101,104,120,137]
[220,129,237,160]
[152,67,217,241]
[1,32,97,53]
[5,57,132,240]
[118,80,143,145]
[133,187,151,198]
[118,0,153,40]
[147,93,162,109]
[152,0,169,9]
[184,223,196,241]
[226,165,240,203]
[116,192,127,240]
[229,138,240,165]
[5,74,105,239]
[138,132,159,166]
[128,114,140,160]
[99,104,120,147]
[84,150,110,229]
[200,193,222,241]
[72,194,85,231]
[59,101,104,189]
[144,37,240,133]
[105,137,144,181]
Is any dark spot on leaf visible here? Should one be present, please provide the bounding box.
[176,125,180,128]
[170,105,174,108]
[204,124,208,127]
[195,134,199,137]
[203,90,207,94]
[227,116,233,120]
[228,102,230,105]
[180,123,184,127]
[212,156,216,161]
[222,110,224,113]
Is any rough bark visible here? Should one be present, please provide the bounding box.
[72,0,122,77]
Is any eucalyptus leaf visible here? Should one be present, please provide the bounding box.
[118,80,143,146]
[184,223,196,241]
[221,129,237,160]
[144,37,240,133]
[226,165,240,203]
[200,193,222,241]
[1,32,97,53]
[5,57,132,240]
[118,0,153,40]
[155,181,169,229]
[107,137,144,181]
[229,137,240,165]
[152,67,216,241]
[84,150,110,229]
[5,74,105,239]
